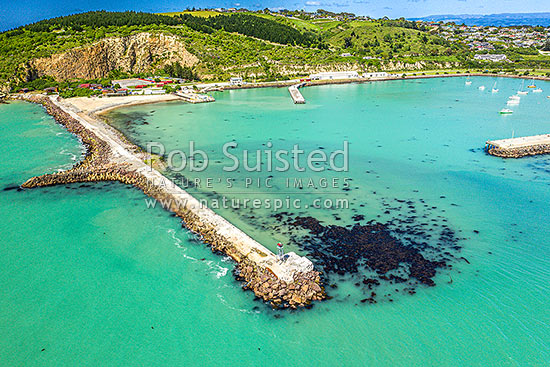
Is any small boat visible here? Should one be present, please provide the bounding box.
[507,100,520,106]
[500,108,514,114]
[492,88,499,93]
[479,86,486,91]
[532,88,543,93]
[527,84,536,89]
[517,91,528,95]
[465,81,472,86]
[509,95,520,100]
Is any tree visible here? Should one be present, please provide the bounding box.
[343,37,353,49]
[163,62,198,81]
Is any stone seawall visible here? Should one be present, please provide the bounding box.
[486,144,550,158]
[10,94,325,309]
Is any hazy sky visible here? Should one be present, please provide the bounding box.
[1,0,548,31]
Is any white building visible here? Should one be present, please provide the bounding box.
[143,88,166,95]
[474,54,508,62]
[229,77,243,85]
[111,79,154,89]
[309,71,360,80]
[364,72,389,78]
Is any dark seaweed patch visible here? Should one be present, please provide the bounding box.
[262,197,464,303]
[289,216,447,287]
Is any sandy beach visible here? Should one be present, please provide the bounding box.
[68,94,183,114]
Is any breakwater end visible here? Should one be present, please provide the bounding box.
[11,93,325,309]
[486,134,550,158]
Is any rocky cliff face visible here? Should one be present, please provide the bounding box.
[27,33,198,81]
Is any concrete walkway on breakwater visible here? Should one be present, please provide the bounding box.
[486,134,550,158]
[288,83,306,104]
[14,94,324,308]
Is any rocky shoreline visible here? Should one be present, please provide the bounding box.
[10,94,325,309]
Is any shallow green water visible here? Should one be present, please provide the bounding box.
[1,77,549,366]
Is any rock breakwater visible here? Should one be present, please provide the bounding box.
[486,144,550,158]
[11,94,325,309]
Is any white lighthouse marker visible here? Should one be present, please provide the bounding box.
[277,242,285,261]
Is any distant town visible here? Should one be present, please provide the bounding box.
[173,7,550,64]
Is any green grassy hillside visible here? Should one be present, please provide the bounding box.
[2,10,546,92]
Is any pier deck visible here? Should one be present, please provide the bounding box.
[175,91,215,103]
[486,134,550,158]
[289,83,306,104]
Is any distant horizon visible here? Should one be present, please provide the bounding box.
[2,2,550,32]
[412,11,550,19]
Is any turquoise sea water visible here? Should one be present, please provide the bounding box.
[1,77,549,366]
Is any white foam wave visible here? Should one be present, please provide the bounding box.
[216,293,260,315]
[167,228,229,278]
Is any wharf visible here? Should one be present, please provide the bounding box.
[176,91,215,103]
[289,83,306,104]
[486,134,550,158]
